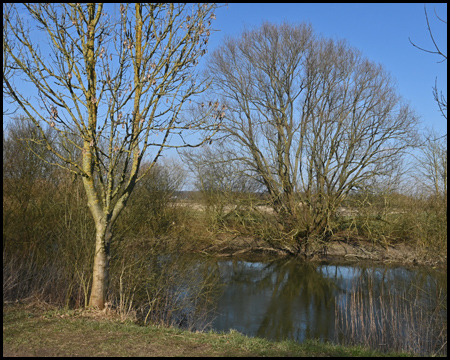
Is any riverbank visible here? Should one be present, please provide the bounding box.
[197,232,446,268]
[3,302,412,357]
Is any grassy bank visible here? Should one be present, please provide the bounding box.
[3,303,412,357]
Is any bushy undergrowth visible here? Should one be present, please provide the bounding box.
[3,174,95,307]
[3,162,446,315]
[3,122,446,333]
[194,188,447,262]
[334,192,447,261]
[3,168,220,329]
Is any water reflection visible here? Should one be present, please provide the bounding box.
[211,259,338,342]
[206,257,446,355]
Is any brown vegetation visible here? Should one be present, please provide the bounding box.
[335,270,447,356]
[3,117,446,317]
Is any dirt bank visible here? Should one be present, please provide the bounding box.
[199,233,446,268]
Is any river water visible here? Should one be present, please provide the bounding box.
[192,256,447,356]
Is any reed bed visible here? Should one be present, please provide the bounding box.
[334,275,447,356]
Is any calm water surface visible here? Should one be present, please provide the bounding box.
[199,256,446,354]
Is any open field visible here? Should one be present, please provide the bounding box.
[3,303,413,357]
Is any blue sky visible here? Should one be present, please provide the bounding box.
[4,3,447,174]
[5,3,447,132]
[210,3,447,136]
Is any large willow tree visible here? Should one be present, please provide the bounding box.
[202,22,419,254]
[3,3,221,309]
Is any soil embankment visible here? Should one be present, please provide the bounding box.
[200,233,444,267]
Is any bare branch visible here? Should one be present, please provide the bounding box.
[3,3,222,309]
[409,5,447,63]
[199,21,419,253]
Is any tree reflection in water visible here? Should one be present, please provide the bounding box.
[207,257,446,356]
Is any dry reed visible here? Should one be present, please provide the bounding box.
[334,275,447,356]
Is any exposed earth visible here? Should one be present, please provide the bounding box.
[200,232,444,267]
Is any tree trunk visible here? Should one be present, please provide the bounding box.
[89,223,112,309]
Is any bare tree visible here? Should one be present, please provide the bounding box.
[409,4,447,122]
[3,3,221,309]
[183,141,263,195]
[182,141,264,227]
[416,130,447,199]
[204,22,419,254]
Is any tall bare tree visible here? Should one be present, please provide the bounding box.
[204,22,419,254]
[417,130,447,199]
[3,3,221,309]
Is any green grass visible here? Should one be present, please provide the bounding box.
[3,303,415,357]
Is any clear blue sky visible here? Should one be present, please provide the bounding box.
[210,3,447,136]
